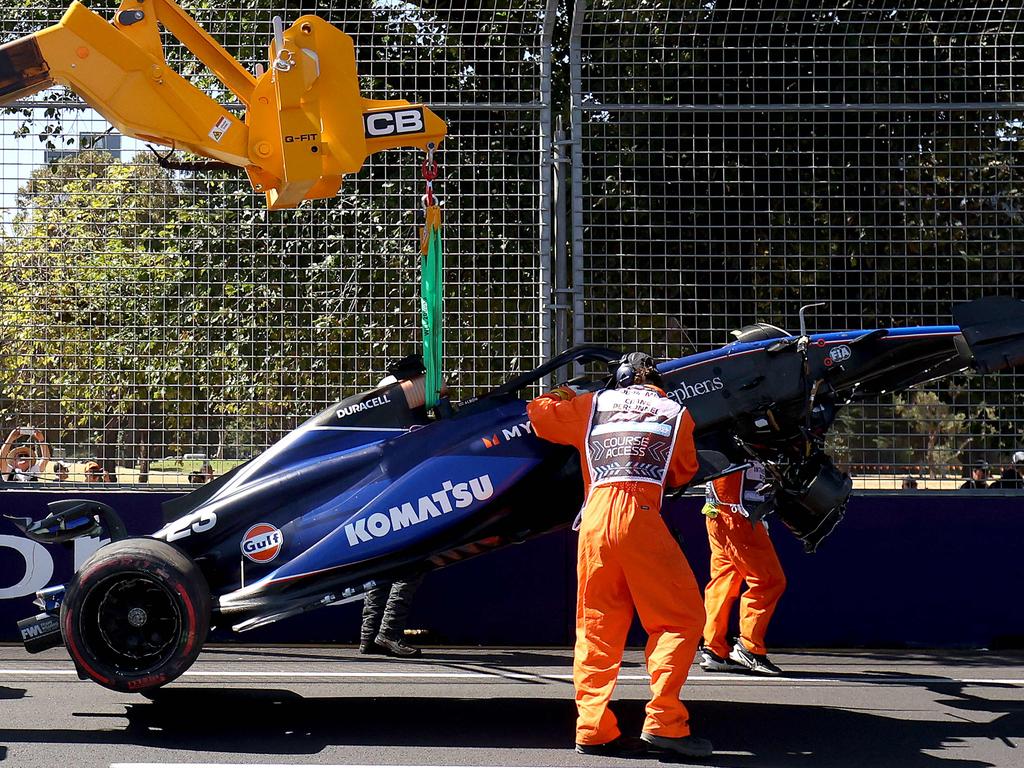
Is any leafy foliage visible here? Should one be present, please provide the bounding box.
[3,1,1023,478]
[0,1,550,467]
[573,1,1024,473]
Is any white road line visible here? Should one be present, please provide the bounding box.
[111,764,755,768]
[2,668,1023,685]
[113,765,568,768]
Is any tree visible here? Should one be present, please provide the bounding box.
[1,151,186,473]
[571,0,1024,475]
[1,1,554,470]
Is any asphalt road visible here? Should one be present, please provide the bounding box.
[0,645,1021,768]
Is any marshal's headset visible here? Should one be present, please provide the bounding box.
[614,352,663,389]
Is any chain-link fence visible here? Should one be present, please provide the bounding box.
[571,0,1024,488]
[2,0,1023,489]
[0,0,554,484]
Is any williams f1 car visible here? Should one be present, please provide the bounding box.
[10,296,1024,692]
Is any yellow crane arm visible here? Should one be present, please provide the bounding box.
[0,0,447,209]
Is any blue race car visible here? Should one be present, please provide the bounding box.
[11,296,1024,692]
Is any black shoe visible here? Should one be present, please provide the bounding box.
[698,647,736,673]
[640,732,713,758]
[374,635,422,657]
[729,640,783,676]
[575,735,651,758]
[358,641,387,655]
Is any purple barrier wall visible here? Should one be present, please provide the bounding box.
[1,488,1021,647]
[0,491,174,637]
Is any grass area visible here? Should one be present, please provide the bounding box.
[149,458,244,473]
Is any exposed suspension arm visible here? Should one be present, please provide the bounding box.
[0,0,447,209]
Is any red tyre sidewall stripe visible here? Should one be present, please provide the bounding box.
[175,581,198,657]
[67,552,200,690]
[62,607,112,687]
[63,556,140,688]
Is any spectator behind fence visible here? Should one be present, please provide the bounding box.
[6,453,40,482]
[84,461,111,483]
[52,462,69,482]
[990,466,1023,490]
[1013,451,1024,473]
[188,461,216,484]
[2,427,50,481]
[901,476,918,490]
[959,461,989,490]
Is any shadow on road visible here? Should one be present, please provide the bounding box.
[200,646,587,668]
[0,675,1018,768]
[785,649,1024,668]
[0,688,24,762]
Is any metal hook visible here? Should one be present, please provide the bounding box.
[421,142,440,208]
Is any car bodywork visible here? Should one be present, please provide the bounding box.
[12,297,1024,666]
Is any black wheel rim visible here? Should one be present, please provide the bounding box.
[81,572,183,675]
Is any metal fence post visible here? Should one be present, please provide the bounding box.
[569,0,588,373]
[553,117,572,363]
[565,1,1024,485]
[0,2,553,483]
[538,0,559,387]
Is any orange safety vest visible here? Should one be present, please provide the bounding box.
[583,386,685,494]
[705,461,769,519]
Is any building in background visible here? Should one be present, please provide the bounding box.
[43,131,121,165]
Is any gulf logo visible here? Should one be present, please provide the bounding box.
[241,523,283,563]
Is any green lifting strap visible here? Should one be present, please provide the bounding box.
[421,204,444,408]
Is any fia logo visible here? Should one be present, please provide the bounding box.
[828,345,852,363]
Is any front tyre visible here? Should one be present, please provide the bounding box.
[60,537,211,693]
